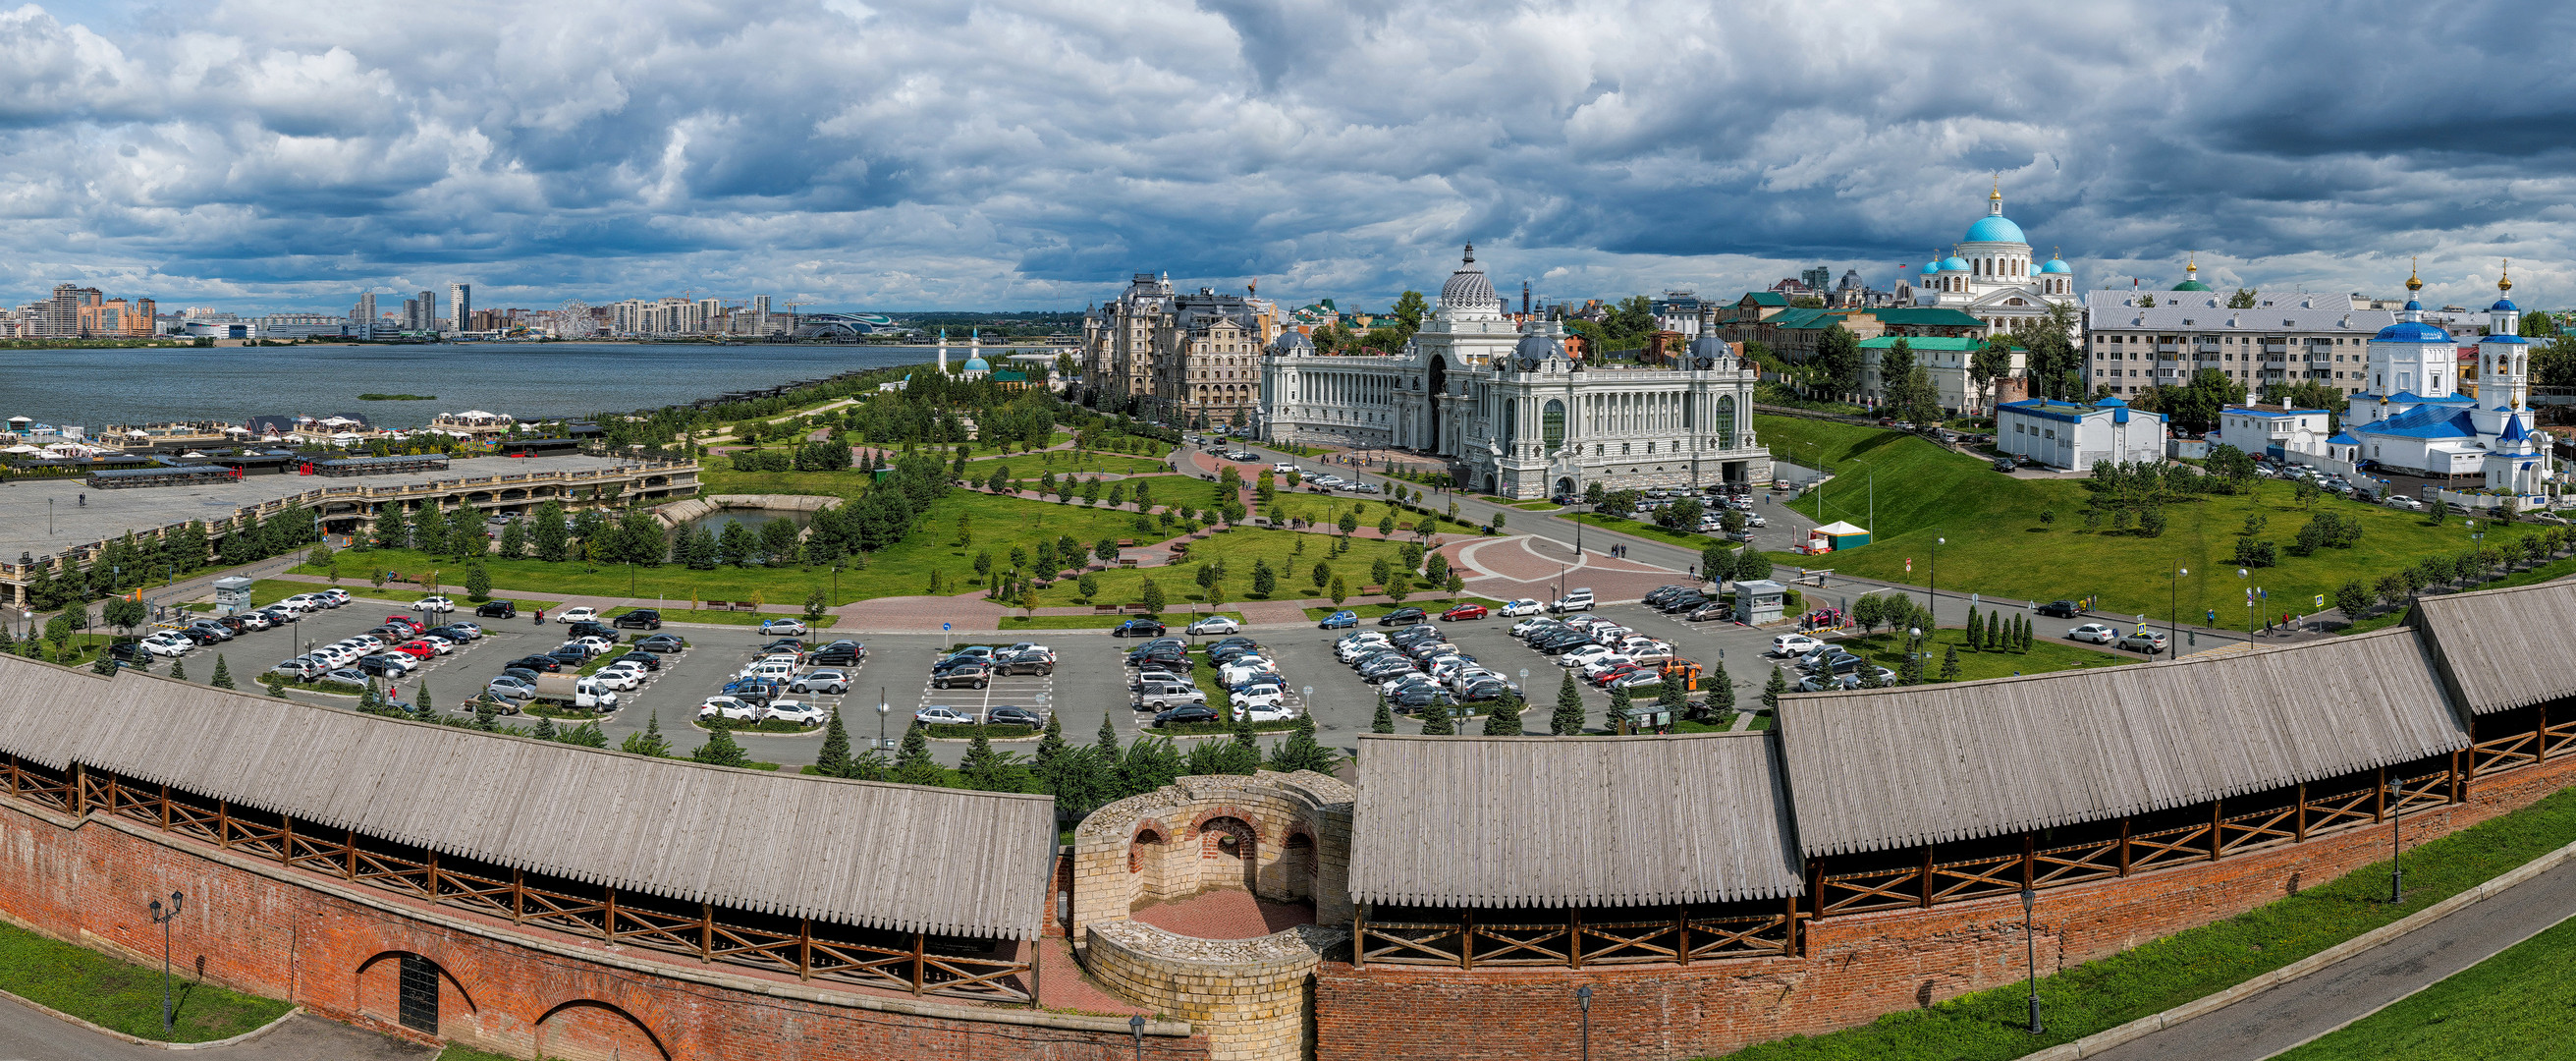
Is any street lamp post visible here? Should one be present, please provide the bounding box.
[149,891,185,1037]
[2169,566,2188,657]
[2019,887,2042,1034]
[1927,534,1945,616]
[876,690,890,750]
[1129,1014,1146,1061]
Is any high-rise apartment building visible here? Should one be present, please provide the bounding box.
[354,292,377,326]
[416,290,438,331]
[449,284,471,333]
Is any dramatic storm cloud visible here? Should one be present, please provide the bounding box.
[4,0,2572,312]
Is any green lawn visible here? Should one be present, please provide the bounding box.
[1030,529,1443,607]
[298,491,1142,607]
[1756,416,2557,627]
[1710,785,2576,1061]
[1157,477,1481,535]
[2275,910,2576,1060]
[964,451,1173,481]
[0,917,293,1042]
[1506,498,1565,511]
[1828,627,2135,683]
[1566,512,1724,550]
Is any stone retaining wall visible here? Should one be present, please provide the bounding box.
[650,493,839,529]
[1088,921,1345,1061]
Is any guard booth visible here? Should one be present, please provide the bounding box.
[1733,579,1787,625]
[212,577,254,614]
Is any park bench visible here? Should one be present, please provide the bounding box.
[1093,604,1122,614]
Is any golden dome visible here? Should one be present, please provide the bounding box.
[2406,257,2423,293]
[2499,258,2512,293]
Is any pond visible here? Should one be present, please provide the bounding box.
[682,508,813,537]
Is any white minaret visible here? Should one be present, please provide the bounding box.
[938,327,949,374]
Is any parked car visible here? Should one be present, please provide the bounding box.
[567,620,622,642]
[914,705,972,725]
[808,641,865,665]
[2386,496,2426,511]
[486,676,538,701]
[1150,705,1221,728]
[701,697,765,723]
[611,650,663,672]
[2036,600,2081,618]
[757,618,808,636]
[1685,602,1732,622]
[1318,610,1359,630]
[1994,457,2018,473]
[1113,618,1168,638]
[1441,602,1488,621]
[631,634,687,653]
[1549,589,1596,613]
[986,705,1047,728]
[790,668,850,695]
[2117,631,2170,654]
[1134,680,1206,710]
[1498,598,1542,617]
[2067,623,2119,643]
[931,663,992,690]
[993,649,1056,676]
[613,608,664,629]
[1378,607,1428,627]
[556,606,600,624]
[319,668,370,688]
[475,599,519,618]
[762,700,828,726]
[1186,615,1241,636]
[416,595,457,613]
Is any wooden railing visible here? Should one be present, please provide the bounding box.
[1815,757,2483,924]
[24,760,1029,1004]
[1354,905,1795,970]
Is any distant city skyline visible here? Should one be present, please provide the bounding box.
[2,1,2569,312]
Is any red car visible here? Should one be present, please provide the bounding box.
[1441,602,1488,621]
[390,640,437,660]
[384,616,421,634]
[1589,663,1648,688]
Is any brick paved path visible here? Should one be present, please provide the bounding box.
[1129,889,1317,941]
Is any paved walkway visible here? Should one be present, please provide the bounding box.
[0,1009,427,1061]
[2087,857,2576,1060]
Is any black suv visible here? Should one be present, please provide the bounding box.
[612,608,663,630]
[986,705,1046,728]
[810,641,865,665]
[2036,600,2080,618]
[505,654,565,673]
[1377,607,1427,626]
[475,599,518,618]
[566,620,622,642]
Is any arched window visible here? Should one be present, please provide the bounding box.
[1543,399,1565,453]
[1714,395,1736,440]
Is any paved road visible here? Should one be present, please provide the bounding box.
[2087,857,2576,1060]
[0,1009,428,1061]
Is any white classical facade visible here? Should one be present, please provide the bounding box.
[1259,248,1772,498]
[1913,186,2079,335]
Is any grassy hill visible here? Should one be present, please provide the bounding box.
[1756,415,2550,628]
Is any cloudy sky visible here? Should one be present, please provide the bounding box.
[6,0,2572,315]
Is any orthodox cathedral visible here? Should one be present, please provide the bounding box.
[2325,266,2551,498]
[1912,184,2080,334]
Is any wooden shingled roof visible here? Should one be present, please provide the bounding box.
[1346,733,1803,908]
[0,659,1055,940]
[2409,580,2576,715]
[1774,627,2471,857]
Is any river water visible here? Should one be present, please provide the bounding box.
[0,343,993,428]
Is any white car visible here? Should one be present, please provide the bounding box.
[415,595,457,613]
[556,606,600,624]
[363,652,418,675]
[1186,616,1241,636]
[413,635,460,655]
[590,666,646,691]
[698,697,762,722]
[761,699,827,726]
[1770,634,1822,657]
[570,635,617,653]
[757,618,808,636]
[2385,496,2426,511]
[1237,702,1296,723]
[1498,598,1543,618]
[1233,688,1288,710]
[914,705,971,725]
[1558,644,1615,667]
[280,594,322,612]
[139,632,194,656]
[1579,655,1637,681]
[2068,623,2119,644]
[317,588,351,606]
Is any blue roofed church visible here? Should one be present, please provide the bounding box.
[2334,265,2555,500]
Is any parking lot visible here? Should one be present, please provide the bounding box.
[149,590,1845,766]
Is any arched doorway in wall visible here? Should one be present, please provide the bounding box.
[535,999,671,1061]
[1555,476,1576,498]
[1483,473,1498,494]
[355,951,474,1037]
[1281,831,1317,901]
[1199,816,1259,890]
[1128,825,1174,907]
[1426,356,1449,453]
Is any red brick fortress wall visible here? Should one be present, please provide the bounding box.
[1315,754,2576,1061]
[0,803,1208,1061]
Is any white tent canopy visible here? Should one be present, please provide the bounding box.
[1812,521,1869,536]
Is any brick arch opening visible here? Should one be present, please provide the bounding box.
[1282,830,1318,902]
[355,950,476,1037]
[1198,815,1259,890]
[535,998,671,1061]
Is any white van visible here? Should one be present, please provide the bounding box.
[1549,588,1596,613]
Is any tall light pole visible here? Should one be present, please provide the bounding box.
[876,689,890,750]
[149,891,185,1037]
[2168,566,2187,657]
[2388,774,2407,904]
[1927,534,1946,616]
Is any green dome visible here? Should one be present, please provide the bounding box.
[2171,280,2212,292]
